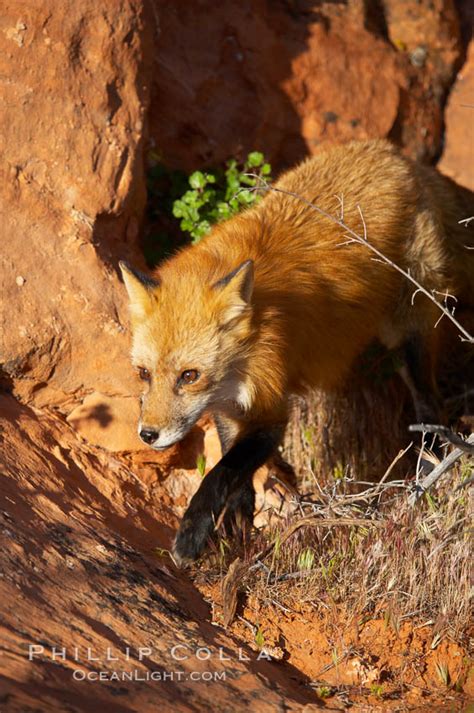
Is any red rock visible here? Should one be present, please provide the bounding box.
[0,1,153,414]
[67,392,144,451]
[0,394,315,711]
[149,0,461,169]
[439,40,474,190]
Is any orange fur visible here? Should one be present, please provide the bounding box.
[122,140,474,449]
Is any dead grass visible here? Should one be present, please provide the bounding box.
[253,466,471,639]
[196,447,472,645]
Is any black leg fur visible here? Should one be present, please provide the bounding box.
[401,334,444,472]
[214,413,238,455]
[401,334,441,424]
[173,427,282,564]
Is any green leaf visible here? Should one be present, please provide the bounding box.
[240,174,257,186]
[297,548,315,571]
[165,152,272,239]
[216,202,231,219]
[225,174,240,193]
[172,199,185,218]
[237,190,254,205]
[246,151,264,168]
[201,188,217,204]
[191,221,212,243]
[198,220,211,234]
[180,219,195,232]
[189,171,207,189]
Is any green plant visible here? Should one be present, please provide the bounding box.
[196,453,206,478]
[370,683,384,698]
[316,686,332,699]
[172,152,272,243]
[332,462,345,481]
[435,662,450,688]
[320,553,343,585]
[254,625,265,649]
[297,547,315,571]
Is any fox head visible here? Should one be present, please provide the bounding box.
[119,258,255,449]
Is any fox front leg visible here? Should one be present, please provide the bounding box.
[172,424,284,565]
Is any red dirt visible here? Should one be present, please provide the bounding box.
[1,394,471,711]
[197,581,473,711]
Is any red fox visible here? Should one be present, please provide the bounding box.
[120,139,474,564]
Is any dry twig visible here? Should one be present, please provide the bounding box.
[408,433,474,505]
[408,424,474,454]
[244,176,474,343]
[221,557,248,627]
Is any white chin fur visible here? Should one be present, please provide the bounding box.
[150,442,177,451]
[152,430,188,450]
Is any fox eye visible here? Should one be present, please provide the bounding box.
[138,367,151,382]
[180,369,200,385]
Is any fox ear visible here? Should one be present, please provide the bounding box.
[213,259,254,324]
[119,261,159,320]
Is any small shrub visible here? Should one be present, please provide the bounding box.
[144,150,272,265]
[370,684,384,698]
[172,152,272,243]
[316,686,332,699]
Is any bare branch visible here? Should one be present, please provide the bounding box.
[408,424,474,454]
[411,287,423,306]
[244,174,474,343]
[407,433,474,506]
[433,311,446,330]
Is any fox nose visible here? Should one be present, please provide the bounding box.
[140,428,159,445]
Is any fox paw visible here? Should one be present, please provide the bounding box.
[172,510,215,567]
[173,482,255,566]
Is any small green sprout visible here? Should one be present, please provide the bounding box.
[254,625,265,649]
[316,686,332,699]
[196,453,206,478]
[297,547,315,571]
[370,683,384,698]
